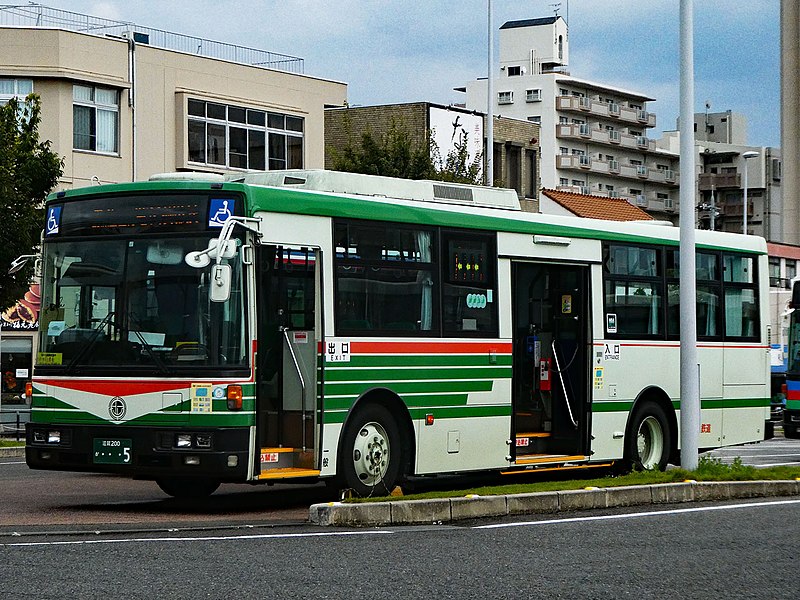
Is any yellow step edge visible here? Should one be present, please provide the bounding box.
[258,468,321,480]
[516,432,552,438]
[513,454,588,465]
[260,448,300,454]
[502,462,613,475]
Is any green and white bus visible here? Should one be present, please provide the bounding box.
[26,170,771,497]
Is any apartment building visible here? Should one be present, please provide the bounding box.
[457,16,679,221]
[658,112,782,239]
[0,4,346,410]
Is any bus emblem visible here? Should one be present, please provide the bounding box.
[109,397,127,420]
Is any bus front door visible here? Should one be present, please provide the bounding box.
[512,262,590,460]
[255,245,322,478]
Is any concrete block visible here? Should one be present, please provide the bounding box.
[390,498,451,525]
[727,480,768,499]
[558,488,606,511]
[506,491,559,515]
[693,482,731,502]
[309,501,392,527]
[449,495,508,521]
[764,480,800,497]
[604,485,653,508]
[650,482,695,504]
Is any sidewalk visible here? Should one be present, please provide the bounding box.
[309,479,800,526]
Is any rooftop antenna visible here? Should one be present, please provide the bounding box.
[550,2,561,16]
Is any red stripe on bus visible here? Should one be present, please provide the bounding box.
[592,342,768,349]
[349,341,512,354]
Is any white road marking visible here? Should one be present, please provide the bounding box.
[0,461,25,465]
[0,529,393,548]
[474,498,800,530]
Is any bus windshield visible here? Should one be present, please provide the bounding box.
[37,236,248,373]
[789,309,800,375]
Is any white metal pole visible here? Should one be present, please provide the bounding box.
[679,0,700,471]
[487,0,494,186]
[743,161,748,234]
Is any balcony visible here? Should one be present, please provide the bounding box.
[556,124,656,152]
[556,154,679,186]
[698,172,741,191]
[556,95,657,128]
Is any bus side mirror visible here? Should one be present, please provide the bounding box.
[211,264,231,303]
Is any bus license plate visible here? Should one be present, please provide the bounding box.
[93,438,133,464]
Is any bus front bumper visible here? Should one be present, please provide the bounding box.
[25,423,250,481]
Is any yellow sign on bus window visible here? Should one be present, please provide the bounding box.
[37,352,62,365]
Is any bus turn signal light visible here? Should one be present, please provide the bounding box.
[25,381,32,400]
[227,385,243,411]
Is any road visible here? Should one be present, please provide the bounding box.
[2,431,798,533]
[1,498,798,598]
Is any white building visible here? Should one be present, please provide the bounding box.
[458,16,679,220]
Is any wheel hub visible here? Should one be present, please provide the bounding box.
[352,422,390,485]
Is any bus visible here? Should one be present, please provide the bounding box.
[785,279,800,438]
[25,170,771,497]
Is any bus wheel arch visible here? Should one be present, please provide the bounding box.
[622,387,676,472]
[337,388,414,496]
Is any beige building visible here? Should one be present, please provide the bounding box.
[781,0,800,245]
[0,5,346,412]
[0,7,347,190]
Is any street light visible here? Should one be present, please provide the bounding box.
[741,150,759,234]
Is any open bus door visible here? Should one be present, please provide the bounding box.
[255,245,323,477]
[511,262,591,460]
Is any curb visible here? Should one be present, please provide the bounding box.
[309,480,800,527]
[0,447,25,458]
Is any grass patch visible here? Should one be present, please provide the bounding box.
[350,456,800,503]
[0,439,24,448]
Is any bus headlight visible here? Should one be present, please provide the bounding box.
[176,434,192,448]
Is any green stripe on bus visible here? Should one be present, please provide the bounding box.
[324,366,511,382]
[324,393,469,412]
[593,397,769,413]
[323,380,494,396]
[323,403,511,424]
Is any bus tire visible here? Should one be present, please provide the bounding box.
[625,401,671,471]
[156,478,220,498]
[340,403,402,497]
[785,425,800,439]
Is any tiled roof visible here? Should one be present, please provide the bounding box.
[541,189,654,221]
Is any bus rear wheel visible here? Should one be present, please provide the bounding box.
[340,404,402,497]
[625,401,671,471]
[156,478,220,498]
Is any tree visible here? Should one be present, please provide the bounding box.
[0,94,63,311]
[329,115,483,185]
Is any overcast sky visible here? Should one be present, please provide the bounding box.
[26,0,780,147]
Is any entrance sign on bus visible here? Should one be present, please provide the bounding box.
[24,169,771,499]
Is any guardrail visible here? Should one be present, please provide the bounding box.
[0,408,30,442]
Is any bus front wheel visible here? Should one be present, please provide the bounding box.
[625,401,671,471]
[156,478,220,498]
[340,404,402,497]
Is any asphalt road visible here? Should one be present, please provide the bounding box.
[1,497,798,599]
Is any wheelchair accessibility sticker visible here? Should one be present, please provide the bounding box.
[208,198,234,228]
[45,206,62,236]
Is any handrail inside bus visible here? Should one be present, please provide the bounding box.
[281,326,307,451]
[551,339,578,429]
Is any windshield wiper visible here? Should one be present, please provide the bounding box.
[128,313,169,375]
[66,311,115,374]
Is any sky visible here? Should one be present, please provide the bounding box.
[20,0,781,147]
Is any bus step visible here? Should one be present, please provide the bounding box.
[512,454,588,466]
[257,467,321,480]
[259,447,315,473]
[514,432,551,454]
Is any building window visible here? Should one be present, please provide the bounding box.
[527,116,541,124]
[559,178,569,186]
[498,91,513,105]
[73,84,119,153]
[507,66,521,76]
[0,78,33,105]
[526,89,542,102]
[187,99,304,170]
